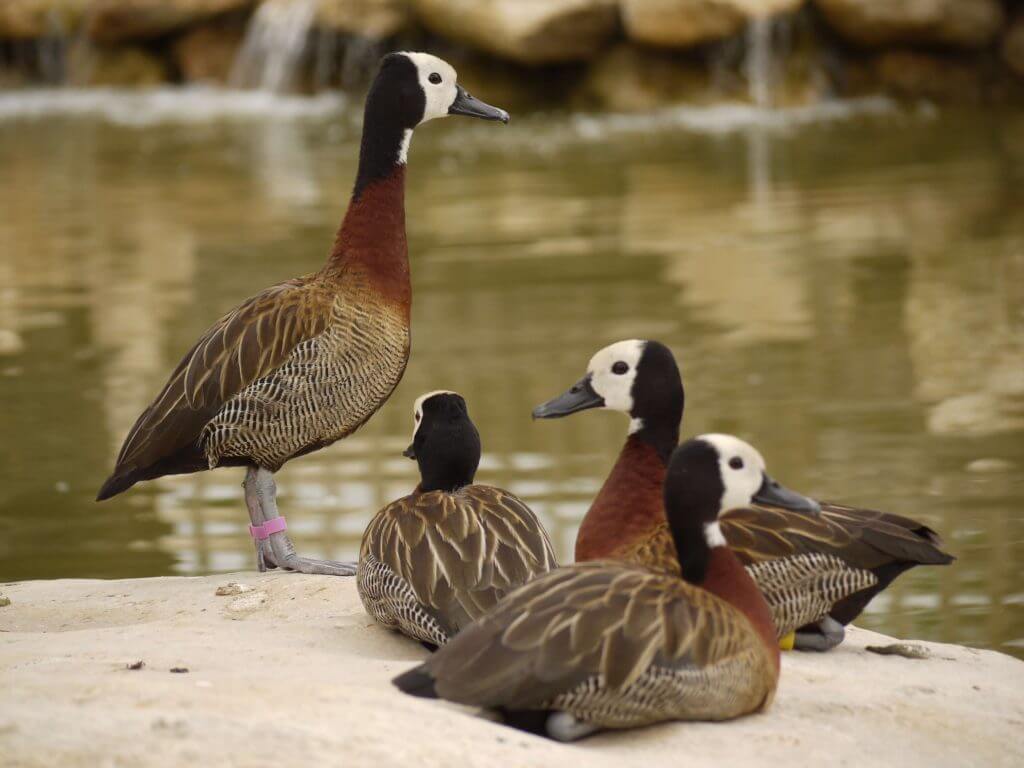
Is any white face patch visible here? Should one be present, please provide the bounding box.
[698,433,768,514]
[401,51,459,125]
[412,390,458,442]
[586,340,646,415]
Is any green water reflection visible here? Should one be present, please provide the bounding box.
[0,101,1021,658]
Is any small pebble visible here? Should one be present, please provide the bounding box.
[866,643,931,660]
[215,582,252,596]
[170,667,189,674]
[127,660,145,671]
[226,591,268,617]
[0,595,10,608]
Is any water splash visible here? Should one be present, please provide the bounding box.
[230,0,318,92]
[0,87,345,125]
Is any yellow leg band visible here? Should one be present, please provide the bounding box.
[779,632,796,651]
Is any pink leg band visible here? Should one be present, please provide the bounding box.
[249,516,288,541]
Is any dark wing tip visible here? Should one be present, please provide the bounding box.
[96,471,135,501]
[392,665,438,699]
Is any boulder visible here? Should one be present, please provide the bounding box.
[576,44,718,111]
[1003,15,1024,79]
[315,0,409,38]
[86,0,254,43]
[813,0,1004,49]
[411,0,618,64]
[0,0,91,39]
[68,43,170,86]
[171,16,245,83]
[621,0,805,48]
[873,50,984,102]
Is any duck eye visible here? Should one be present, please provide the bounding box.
[612,361,629,375]
[729,457,744,470]
[428,72,442,85]
[415,413,421,422]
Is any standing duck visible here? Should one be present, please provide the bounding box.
[358,391,557,647]
[533,340,954,650]
[393,434,802,741]
[96,53,509,575]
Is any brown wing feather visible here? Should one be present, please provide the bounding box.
[420,563,760,711]
[620,501,952,577]
[109,278,332,479]
[360,486,558,633]
[723,501,954,570]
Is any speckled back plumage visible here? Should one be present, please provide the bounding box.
[411,563,777,726]
[358,485,557,644]
[203,290,409,470]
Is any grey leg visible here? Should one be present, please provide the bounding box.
[254,468,357,576]
[794,616,846,652]
[243,467,271,572]
[545,712,602,742]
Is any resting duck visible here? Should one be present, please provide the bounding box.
[358,391,557,647]
[394,434,794,741]
[533,339,954,651]
[96,53,508,575]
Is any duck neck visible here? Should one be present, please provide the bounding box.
[418,463,475,494]
[629,415,679,464]
[322,164,410,306]
[700,546,780,670]
[575,436,669,562]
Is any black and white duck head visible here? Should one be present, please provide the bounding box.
[404,391,482,493]
[355,52,509,197]
[664,434,820,583]
[532,340,684,460]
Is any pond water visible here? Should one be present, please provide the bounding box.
[0,91,1022,658]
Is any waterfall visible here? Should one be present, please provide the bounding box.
[230,0,317,92]
[743,14,779,204]
[744,14,774,109]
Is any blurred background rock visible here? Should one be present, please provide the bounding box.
[0,0,1023,105]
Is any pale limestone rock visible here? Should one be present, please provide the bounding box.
[411,0,618,64]
[86,0,254,43]
[814,0,1003,49]
[0,0,91,39]
[621,0,804,48]
[1003,15,1024,78]
[315,0,409,38]
[0,573,1022,767]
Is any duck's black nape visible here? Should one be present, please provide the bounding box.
[353,53,425,199]
[630,340,684,463]
[663,439,724,585]
[414,393,482,493]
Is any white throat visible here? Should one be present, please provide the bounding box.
[397,129,412,165]
[704,522,727,548]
